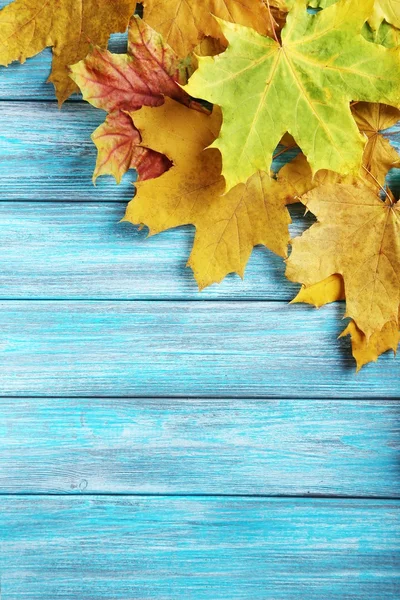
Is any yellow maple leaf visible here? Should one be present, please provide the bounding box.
[286,182,400,340]
[141,0,274,57]
[123,98,296,289]
[0,0,136,104]
[368,0,400,31]
[291,274,399,368]
[277,102,400,197]
[341,318,399,371]
[352,102,400,187]
[291,275,345,308]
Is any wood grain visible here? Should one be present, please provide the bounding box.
[1,301,399,397]
[0,397,398,496]
[1,496,398,599]
[0,102,298,202]
[0,202,312,300]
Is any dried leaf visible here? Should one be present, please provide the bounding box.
[124,98,295,289]
[286,182,400,339]
[70,16,193,114]
[185,0,400,190]
[71,17,204,184]
[141,0,274,57]
[91,111,171,184]
[0,0,136,105]
[352,102,400,186]
[291,275,345,308]
[341,318,399,371]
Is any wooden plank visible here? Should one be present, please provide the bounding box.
[0,397,399,496]
[0,202,311,300]
[0,496,398,599]
[0,99,397,205]
[0,102,132,202]
[0,102,299,202]
[1,301,399,397]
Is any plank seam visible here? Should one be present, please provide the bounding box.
[0,493,398,501]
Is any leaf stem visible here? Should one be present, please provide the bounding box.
[265,0,280,44]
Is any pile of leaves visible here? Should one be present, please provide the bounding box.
[1,0,400,369]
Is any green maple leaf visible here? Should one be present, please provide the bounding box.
[185,0,400,190]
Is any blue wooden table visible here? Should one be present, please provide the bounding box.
[0,26,399,600]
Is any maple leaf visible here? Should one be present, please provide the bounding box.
[71,16,204,184]
[123,98,299,289]
[352,102,400,187]
[91,111,171,184]
[185,0,400,191]
[340,317,399,371]
[369,0,400,30]
[70,16,194,114]
[364,19,400,47]
[141,0,274,57]
[291,274,399,368]
[291,275,345,308]
[311,0,400,32]
[286,182,400,340]
[277,102,400,193]
[0,0,136,105]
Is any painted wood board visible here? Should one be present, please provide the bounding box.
[1,301,399,397]
[0,496,399,599]
[0,202,312,300]
[0,102,299,202]
[0,397,399,496]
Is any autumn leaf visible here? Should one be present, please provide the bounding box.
[71,16,205,184]
[291,275,345,308]
[340,317,399,371]
[123,98,298,289]
[291,274,399,368]
[70,16,195,114]
[91,111,171,184]
[286,182,400,340]
[363,19,400,48]
[0,0,136,105]
[141,0,274,57]
[185,0,400,191]
[311,0,400,32]
[277,101,400,195]
[369,0,400,30]
[352,102,400,186]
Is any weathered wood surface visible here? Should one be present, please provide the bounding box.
[0,9,399,596]
[1,497,399,600]
[0,202,310,300]
[0,398,398,496]
[1,301,399,398]
[0,102,298,202]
